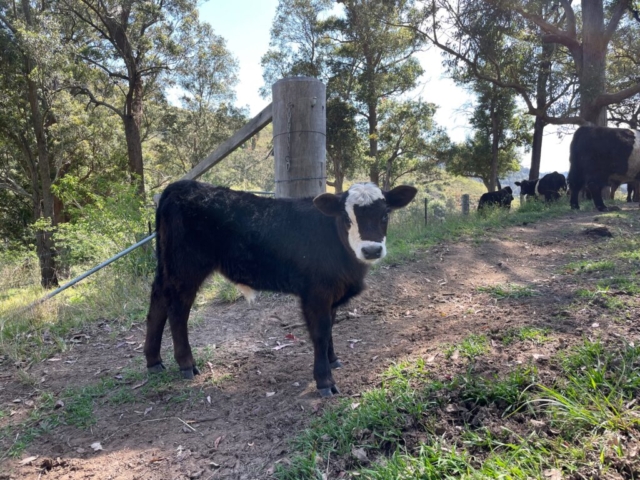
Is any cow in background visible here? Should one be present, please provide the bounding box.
[478,186,514,211]
[143,181,417,398]
[569,126,640,211]
[515,172,567,202]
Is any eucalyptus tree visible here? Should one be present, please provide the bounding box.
[151,21,241,188]
[410,0,576,182]
[376,99,450,189]
[416,0,640,128]
[447,81,531,191]
[326,0,425,184]
[261,0,333,93]
[0,0,69,286]
[58,0,203,196]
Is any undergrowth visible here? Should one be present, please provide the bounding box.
[276,341,640,479]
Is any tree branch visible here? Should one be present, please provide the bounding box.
[593,81,640,109]
[604,0,630,46]
[70,85,124,118]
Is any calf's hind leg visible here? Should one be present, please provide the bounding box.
[168,287,201,379]
[144,276,169,373]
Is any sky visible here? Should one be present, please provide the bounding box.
[197,0,575,174]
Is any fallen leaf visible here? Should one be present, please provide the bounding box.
[272,343,293,351]
[351,447,369,464]
[206,396,211,404]
[592,323,600,328]
[451,349,460,360]
[144,407,153,416]
[266,391,276,397]
[47,358,61,362]
[213,436,223,450]
[19,455,38,466]
[426,353,438,363]
[24,400,34,407]
[90,442,103,451]
[351,402,360,410]
[76,448,86,454]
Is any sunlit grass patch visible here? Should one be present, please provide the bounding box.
[0,271,151,361]
[563,259,616,274]
[477,283,537,299]
[445,334,490,360]
[500,327,552,346]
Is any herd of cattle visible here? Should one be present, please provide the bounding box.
[143,125,639,398]
[479,125,640,212]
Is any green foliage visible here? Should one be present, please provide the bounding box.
[53,180,154,275]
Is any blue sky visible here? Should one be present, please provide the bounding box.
[197,1,574,174]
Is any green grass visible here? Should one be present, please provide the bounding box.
[276,341,640,479]
[477,283,537,300]
[385,195,576,264]
[563,259,616,274]
[445,334,490,360]
[500,327,551,346]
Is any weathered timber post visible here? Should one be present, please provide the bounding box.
[273,77,326,198]
[461,194,470,215]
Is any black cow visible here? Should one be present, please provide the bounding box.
[515,172,567,202]
[568,126,640,211]
[143,180,417,397]
[477,186,514,211]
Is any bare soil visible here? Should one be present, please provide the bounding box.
[2,206,640,479]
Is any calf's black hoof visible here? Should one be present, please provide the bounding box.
[180,366,200,380]
[147,363,166,374]
[330,359,343,369]
[317,385,341,398]
[318,387,334,398]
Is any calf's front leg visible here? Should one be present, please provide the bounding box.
[302,296,339,397]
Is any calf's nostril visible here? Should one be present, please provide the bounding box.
[362,245,383,259]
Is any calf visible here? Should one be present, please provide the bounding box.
[515,172,567,202]
[568,126,640,211]
[477,186,514,211]
[144,180,417,397]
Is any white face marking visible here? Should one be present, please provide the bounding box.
[235,284,257,304]
[625,130,640,179]
[344,183,387,264]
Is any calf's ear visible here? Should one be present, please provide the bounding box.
[385,185,418,210]
[515,182,521,186]
[313,193,343,216]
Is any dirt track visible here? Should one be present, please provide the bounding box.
[2,206,638,479]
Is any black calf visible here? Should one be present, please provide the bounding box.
[143,181,417,397]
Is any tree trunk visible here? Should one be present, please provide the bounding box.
[331,153,345,194]
[530,116,545,181]
[530,42,553,181]
[124,77,145,196]
[368,101,379,185]
[489,95,499,192]
[580,0,607,126]
[22,0,58,288]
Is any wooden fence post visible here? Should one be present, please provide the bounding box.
[461,194,470,215]
[272,77,326,198]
